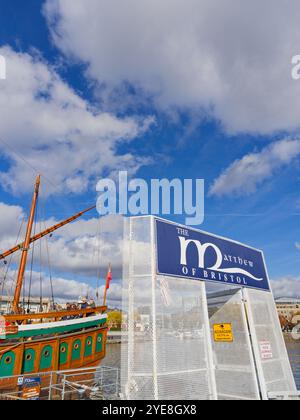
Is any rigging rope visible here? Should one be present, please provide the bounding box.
[44,232,55,310]
[40,194,55,310]
[0,219,25,311]
[39,214,43,312]
[96,217,102,304]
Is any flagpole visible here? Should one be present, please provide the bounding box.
[103,285,108,307]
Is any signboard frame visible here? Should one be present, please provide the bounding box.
[155,217,271,292]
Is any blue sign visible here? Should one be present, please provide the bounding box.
[156,219,270,291]
[24,377,41,386]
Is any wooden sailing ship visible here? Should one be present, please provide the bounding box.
[0,176,108,379]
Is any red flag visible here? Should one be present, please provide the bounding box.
[105,265,112,290]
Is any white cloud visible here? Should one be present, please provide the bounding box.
[0,46,153,195]
[24,272,95,301]
[0,202,124,281]
[209,138,300,197]
[271,277,300,298]
[296,243,300,250]
[0,202,24,239]
[44,214,125,277]
[0,204,145,306]
[0,266,122,306]
[44,0,300,134]
[0,208,125,305]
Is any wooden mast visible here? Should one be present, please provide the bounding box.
[12,175,41,313]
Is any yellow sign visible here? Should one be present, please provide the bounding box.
[213,323,233,342]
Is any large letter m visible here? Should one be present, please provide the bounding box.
[179,236,223,270]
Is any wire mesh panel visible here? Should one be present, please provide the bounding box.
[155,275,216,400]
[207,288,260,400]
[121,216,155,400]
[121,216,216,400]
[244,288,297,399]
[121,216,296,400]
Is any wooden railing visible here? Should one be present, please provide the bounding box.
[3,306,107,325]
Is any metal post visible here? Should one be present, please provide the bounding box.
[241,289,261,400]
[201,281,218,400]
[150,216,159,400]
[243,288,268,400]
[48,371,53,400]
[126,217,135,399]
[62,374,66,401]
[116,367,120,397]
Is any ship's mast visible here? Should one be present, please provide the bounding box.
[12,175,41,313]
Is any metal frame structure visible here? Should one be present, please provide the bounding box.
[121,216,298,400]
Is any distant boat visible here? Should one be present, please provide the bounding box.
[0,176,108,379]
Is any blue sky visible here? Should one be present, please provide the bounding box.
[0,0,300,301]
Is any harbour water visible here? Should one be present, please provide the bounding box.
[285,340,300,390]
[105,338,300,392]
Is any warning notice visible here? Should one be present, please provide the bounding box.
[259,341,273,360]
[213,324,233,342]
[22,377,41,400]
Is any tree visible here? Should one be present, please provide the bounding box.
[107,310,122,330]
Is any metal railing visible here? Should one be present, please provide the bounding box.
[0,366,120,400]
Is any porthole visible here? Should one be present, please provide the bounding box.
[87,340,92,346]
[44,350,50,358]
[74,343,79,350]
[5,356,12,365]
[60,346,66,354]
[25,354,32,362]
[97,336,102,343]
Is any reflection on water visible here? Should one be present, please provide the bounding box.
[104,338,300,392]
[285,339,300,391]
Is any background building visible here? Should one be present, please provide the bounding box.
[275,297,300,330]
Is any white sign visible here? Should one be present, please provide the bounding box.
[0,316,6,338]
[260,341,273,360]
